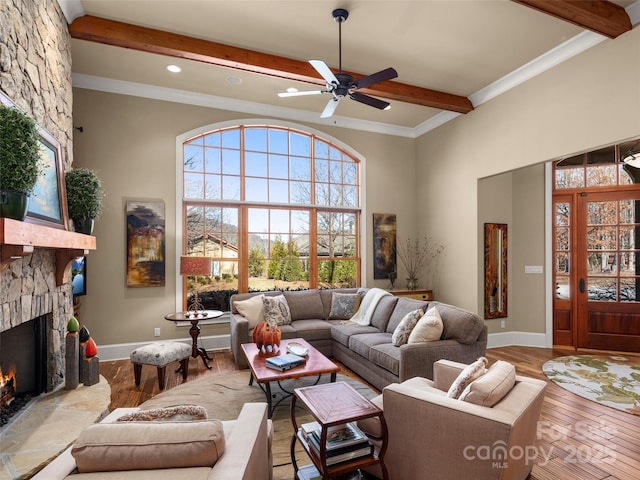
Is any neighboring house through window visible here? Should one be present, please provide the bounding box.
[178,122,363,311]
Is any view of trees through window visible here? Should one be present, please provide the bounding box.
[182,126,361,310]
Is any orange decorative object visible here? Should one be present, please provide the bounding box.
[85,337,98,357]
[252,321,281,355]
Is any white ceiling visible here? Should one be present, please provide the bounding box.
[61,0,639,137]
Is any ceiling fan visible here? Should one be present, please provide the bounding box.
[278,8,398,118]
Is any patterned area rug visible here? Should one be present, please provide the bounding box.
[140,370,378,480]
[542,355,640,416]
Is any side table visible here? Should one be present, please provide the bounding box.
[290,381,388,480]
[164,310,222,369]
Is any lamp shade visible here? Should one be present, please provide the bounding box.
[180,256,212,276]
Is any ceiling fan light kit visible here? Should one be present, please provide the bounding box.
[278,8,398,118]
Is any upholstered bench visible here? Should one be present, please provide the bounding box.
[130,342,192,390]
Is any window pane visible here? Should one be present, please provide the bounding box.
[270,209,290,233]
[291,156,310,180]
[222,149,240,175]
[555,253,569,274]
[587,253,617,275]
[587,226,617,250]
[245,177,268,202]
[620,278,639,302]
[586,165,616,187]
[205,147,221,173]
[184,145,203,172]
[555,167,584,189]
[204,174,221,200]
[620,200,638,224]
[315,139,329,158]
[555,202,570,226]
[245,127,267,152]
[556,276,569,299]
[318,259,357,287]
[291,181,311,204]
[222,175,240,200]
[344,163,358,185]
[204,132,220,147]
[587,201,616,225]
[184,173,204,198]
[269,179,289,203]
[620,252,637,276]
[588,277,617,301]
[556,227,569,250]
[586,145,615,164]
[269,129,288,154]
[619,226,636,250]
[269,154,288,179]
[291,210,309,234]
[246,151,268,177]
[248,208,269,233]
[315,159,329,182]
[221,129,240,148]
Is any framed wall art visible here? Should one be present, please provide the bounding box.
[372,213,397,281]
[126,199,166,287]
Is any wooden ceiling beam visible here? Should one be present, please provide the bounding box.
[68,15,473,114]
[513,0,632,39]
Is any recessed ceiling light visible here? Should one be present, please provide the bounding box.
[226,76,243,85]
[166,64,182,73]
[286,87,299,93]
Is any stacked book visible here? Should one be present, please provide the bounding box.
[300,421,373,466]
[265,353,306,371]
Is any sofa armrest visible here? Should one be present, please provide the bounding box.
[210,402,271,480]
[229,312,250,368]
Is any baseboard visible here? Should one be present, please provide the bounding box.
[487,331,548,349]
[97,334,232,361]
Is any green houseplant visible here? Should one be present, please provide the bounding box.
[65,168,104,234]
[0,104,43,220]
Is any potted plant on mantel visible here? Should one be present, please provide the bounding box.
[0,104,43,220]
[65,168,104,235]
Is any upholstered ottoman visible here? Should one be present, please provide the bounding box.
[130,342,192,390]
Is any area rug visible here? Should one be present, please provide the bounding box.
[140,370,378,480]
[542,355,640,416]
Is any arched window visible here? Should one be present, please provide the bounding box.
[181,124,361,310]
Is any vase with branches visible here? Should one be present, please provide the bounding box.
[396,236,445,290]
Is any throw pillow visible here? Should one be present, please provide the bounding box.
[234,294,265,329]
[391,308,424,346]
[407,306,444,343]
[460,360,516,407]
[116,405,208,422]
[262,294,292,326]
[71,420,225,472]
[446,357,488,399]
[328,292,363,320]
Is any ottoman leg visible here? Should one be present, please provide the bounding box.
[157,366,167,390]
[133,363,142,386]
[180,358,189,381]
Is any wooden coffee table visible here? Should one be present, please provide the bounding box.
[241,338,340,418]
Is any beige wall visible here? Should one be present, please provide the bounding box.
[72,89,416,346]
[417,26,640,334]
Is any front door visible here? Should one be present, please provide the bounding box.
[575,191,640,351]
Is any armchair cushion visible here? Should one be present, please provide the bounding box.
[407,306,443,343]
[71,420,225,472]
[234,294,265,329]
[460,360,516,407]
[446,356,488,399]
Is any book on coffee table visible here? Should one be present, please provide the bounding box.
[265,352,306,371]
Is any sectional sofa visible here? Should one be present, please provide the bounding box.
[230,288,487,391]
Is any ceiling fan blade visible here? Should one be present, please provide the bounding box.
[349,91,390,110]
[354,67,398,90]
[320,97,340,118]
[310,60,339,86]
[278,90,324,97]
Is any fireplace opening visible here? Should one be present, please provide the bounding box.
[0,315,48,428]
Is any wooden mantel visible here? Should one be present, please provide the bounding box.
[0,218,97,286]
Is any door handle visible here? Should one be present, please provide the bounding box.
[579,278,585,293]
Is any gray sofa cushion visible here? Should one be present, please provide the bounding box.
[348,332,390,360]
[385,298,430,334]
[283,290,324,320]
[369,296,398,332]
[434,302,486,344]
[289,319,333,341]
[369,342,401,376]
[330,322,380,347]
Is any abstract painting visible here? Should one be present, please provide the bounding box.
[126,200,165,287]
[372,213,397,280]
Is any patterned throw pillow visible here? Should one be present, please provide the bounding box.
[116,405,208,422]
[328,292,362,320]
[391,308,424,346]
[407,306,443,343]
[446,357,488,399]
[262,294,292,325]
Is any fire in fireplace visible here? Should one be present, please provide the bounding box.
[1,367,16,408]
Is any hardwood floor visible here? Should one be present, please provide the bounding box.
[99,346,640,480]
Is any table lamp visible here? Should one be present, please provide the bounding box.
[180,256,213,317]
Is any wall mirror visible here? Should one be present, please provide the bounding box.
[484,223,508,319]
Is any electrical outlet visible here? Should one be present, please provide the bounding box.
[154,328,161,337]
[500,320,505,329]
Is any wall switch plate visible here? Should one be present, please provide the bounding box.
[154,328,161,337]
[524,265,543,274]
[500,320,505,329]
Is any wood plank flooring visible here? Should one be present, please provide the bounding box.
[99,346,640,480]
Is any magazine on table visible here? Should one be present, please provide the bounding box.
[312,422,370,450]
[265,352,306,371]
[307,433,373,465]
